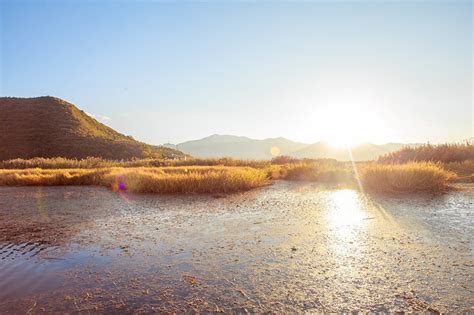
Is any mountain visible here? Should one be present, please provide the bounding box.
[172,135,411,161]
[0,96,184,160]
[176,135,308,159]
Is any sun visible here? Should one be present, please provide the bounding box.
[314,105,390,148]
[326,124,366,148]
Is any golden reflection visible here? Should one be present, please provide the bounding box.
[326,189,366,249]
[327,190,365,227]
[324,189,368,275]
[35,187,50,221]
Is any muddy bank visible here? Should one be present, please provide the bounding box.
[0,182,473,313]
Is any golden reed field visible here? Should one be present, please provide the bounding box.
[0,167,268,194]
[1,142,472,194]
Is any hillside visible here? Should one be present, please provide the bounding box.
[172,135,412,161]
[0,96,184,160]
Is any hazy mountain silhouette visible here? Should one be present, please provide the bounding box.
[0,96,184,160]
[176,135,308,159]
[172,135,410,161]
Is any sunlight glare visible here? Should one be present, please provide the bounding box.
[327,189,365,228]
[305,96,392,147]
[323,106,386,147]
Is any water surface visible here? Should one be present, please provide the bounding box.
[0,182,472,313]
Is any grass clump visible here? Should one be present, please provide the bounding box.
[111,167,268,193]
[0,166,268,194]
[360,162,454,193]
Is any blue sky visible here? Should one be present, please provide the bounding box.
[1,0,472,145]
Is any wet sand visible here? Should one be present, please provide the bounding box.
[0,182,473,313]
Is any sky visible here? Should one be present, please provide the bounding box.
[1,0,472,145]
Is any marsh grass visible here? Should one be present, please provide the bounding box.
[360,162,454,193]
[0,156,344,170]
[378,143,474,164]
[0,157,270,169]
[443,160,474,182]
[282,163,354,184]
[273,160,455,193]
[0,157,461,194]
[0,166,268,194]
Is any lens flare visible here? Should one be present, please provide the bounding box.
[271,146,281,157]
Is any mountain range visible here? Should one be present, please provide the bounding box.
[165,135,412,161]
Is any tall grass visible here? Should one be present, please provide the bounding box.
[272,160,455,192]
[378,143,474,164]
[0,157,270,169]
[281,162,354,184]
[360,162,454,193]
[0,167,268,194]
[0,157,462,193]
[0,156,344,170]
[443,160,474,182]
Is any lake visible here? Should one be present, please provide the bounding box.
[0,182,473,313]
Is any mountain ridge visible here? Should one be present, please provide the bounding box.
[171,134,415,161]
[0,96,185,160]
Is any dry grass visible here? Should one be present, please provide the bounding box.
[0,157,270,170]
[0,156,345,170]
[443,160,474,182]
[282,163,354,184]
[0,157,464,194]
[378,143,474,164]
[273,160,455,193]
[0,167,268,194]
[377,143,474,184]
[360,162,454,193]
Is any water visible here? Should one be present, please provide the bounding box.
[0,182,472,312]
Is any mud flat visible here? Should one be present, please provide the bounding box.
[0,182,473,313]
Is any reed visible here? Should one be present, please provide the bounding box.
[0,157,271,169]
[0,167,268,194]
[378,143,474,164]
[281,161,354,184]
[443,160,474,182]
[360,162,454,193]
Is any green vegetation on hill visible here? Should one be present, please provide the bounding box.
[0,96,185,160]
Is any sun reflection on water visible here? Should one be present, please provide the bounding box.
[327,189,365,228]
[325,189,367,256]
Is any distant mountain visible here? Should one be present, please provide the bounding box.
[176,134,308,159]
[172,135,411,161]
[0,96,185,160]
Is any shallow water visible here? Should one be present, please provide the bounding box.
[0,182,473,313]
